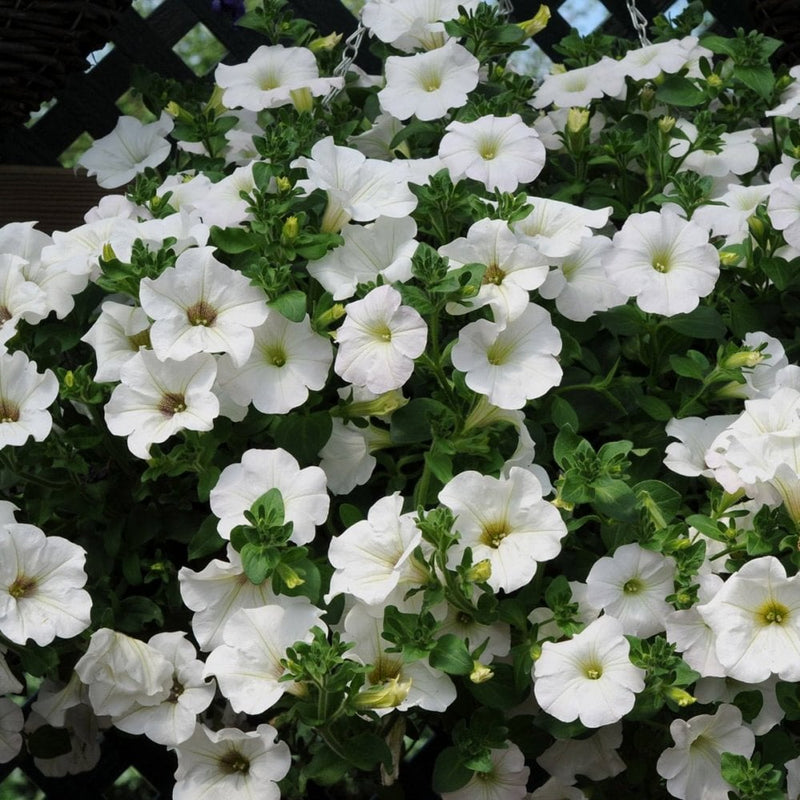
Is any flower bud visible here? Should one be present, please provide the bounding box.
[718,249,741,267]
[165,101,193,122]
[339,390,408,419]
[723,349,764,369]
[63,370,75,389]
[466,559,492,584]
[469,661,494,684]
[748,214,766,241]
[664,686,696,707]
[276,176,292,193]
[639,85,656,111]
[352,676,412,709]
[102,243,117,262]
[658,115,676,135]
[706,73,723,89]
[275,562,304,589]
[567,107,590,134]
[282,216,299,241]
[205,84,226,114]
[309,32,342,53]
[290,87,314,113]
[519,5,551,37]
[316,303,346,329]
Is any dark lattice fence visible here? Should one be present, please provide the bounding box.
[0,0,771,796]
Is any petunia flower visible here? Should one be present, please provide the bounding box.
[81,300,151,383]
[104,350,219,460]
[533,615,646,728]
[0,524,91,646]
[173,723,291,800]
[334,284,427,394]
[209,447,329,543]
[214,44,343,111]
[438,114,546,193]
[440,743,529,800]
[378,39,480,121]
[530,59,624,109]
[602,208,720,316]
[0,254,48,346]
[139,246,268,367]
[0,698,23,764]
[78,113,174,189]
[451,302,562,410]
[767,178,800,250]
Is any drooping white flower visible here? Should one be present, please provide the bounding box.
[603,208,720,316]
[0,254,48,346]
[215,310,332,414]
[187,162,265,229]
[140,246,268,366]
[441,743,530,800]
[669,120,760,178]
[318,418,391,495]
[451,302,562,410]
[334,284,427,394]
[533,615,645,728]
[209,447,329,543]
[81,300,151,383]
[307,216,417,301]
[439,114,546,193]
[204,603,325,714]
[361,0,481,51]
[292,137,419,232]
[585,542,676,638]
[693,674,783,736]
[78,113,174,188]
[104,350,219,460]
[178,546,280,651]
[766,64,800,119]
[378,39,480,121]
[511,197,611,259]
[75,628,173,717]
[0,349,58,449]
[215,44,343,111]
[664,414,741,478]
[0,524,91,646]
[439,468,567,593]
[537,722,626,783]
[616,37,711,83]
[539,235,628,322]
[531,59,624,109]
[656,704,755,800]
[767,178,800,250]
[0,698,23,764]
[692,184,772,246]
[173,723,291,800]
[698,555,800,682]
[326,493,426,606]
[439,217,549,323]
[112,632,216,746]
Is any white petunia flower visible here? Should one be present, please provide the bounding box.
[0,698,23,764]
[616,37,711,83]
[204,603,324,714]
[215,44,343,111]
[308,216,417,301]
[537,722,626,783]
[441,743,529,800]
[585,542,676,638]
[178,546,279,651]
[451,302,562,410]
[767,178,800,249]
[538,234,627,321]
[140,246,268,366]
[0,524,91,646]
[81,300,151,383]
[0,349,58,449]
[78,113,174,188]
[334,284,427,394]
[173,723,291,800]
[694,674,783,736]
[104,350,219,459]
[698,555,800,682]
[188,163,265,229]
[669,120,760,178]
[692,184,772,246]
[378,39,480,121]
[75,628,173,717]
[0,253,48,345]
[534,615,645,728]
[439,217,549,323]
[209,447,329,543]
[318,418,391,495]
[439,468,567,593]
[215,311,332,414]
[656,704,755,800]
[531,59,625,109]
[292,137,419,232]
[326,493,425,606]
[112,632,216,746]
[766,64,800,119]
[439,114,546,193]
[603,208,720,316]
[664,415,740,478]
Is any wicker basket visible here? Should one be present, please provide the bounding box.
[0,0,132,127]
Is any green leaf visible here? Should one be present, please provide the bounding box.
[662,307,726,339]
[18,642,59,677]
[429,634,474,675]
[390,398,449,444]
[117,596,164,632]
[466,662,528,709]
[634,480,683,526]
[209,225,258,253]
[669,354,705,380]
[599,304,645,335]
[304,744,351,786]
[188,515,225,560]
[337,732,393,771]
[240,543,272,585]
[655,74,705,106]
[339,503,363,528]
[553,425,582,469]
[637,395,674,421]
[425,447,453,485]
[685,514,727,541]
[269,290,307,323]
[733,64,775,99]
[432,747,474,794]
[550,396,579,430]
[760,256,795,290]
[197,465,221,503]
[273,412,333,465]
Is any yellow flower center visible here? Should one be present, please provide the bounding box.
[583,662,603,680]
[757,599,789,626]
[8,575,36,599]
[159,392,187,416]
[482,263,505,285]
[0,399,20,424]
[623,578,643,594]
[480,519,510,548]
[186,300,218,327]
[219,748,250,775]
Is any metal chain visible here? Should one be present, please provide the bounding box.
[322,22,367,107]
[626,0,651,48]
[495,0,515,17]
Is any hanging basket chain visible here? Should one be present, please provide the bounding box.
[626,0,652,47]
[322,21,367,106]
[496,0,515,17]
